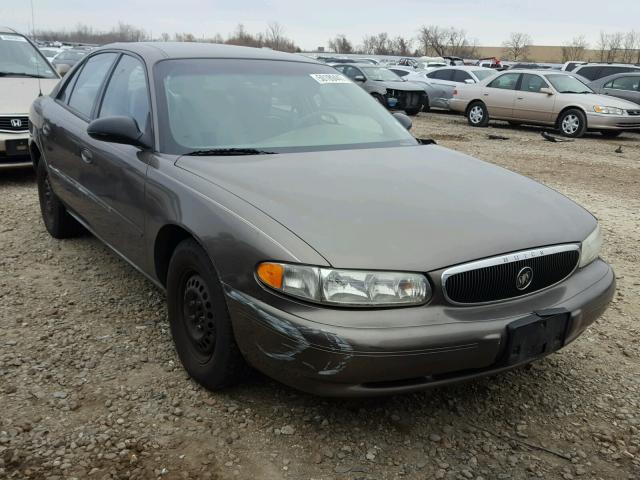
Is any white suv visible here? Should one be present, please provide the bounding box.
[0,27,59,169]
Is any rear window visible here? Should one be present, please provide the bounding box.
[605,76,640,91]
[427,69,453,80]
[575,66,601,81]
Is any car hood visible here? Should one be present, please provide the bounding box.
[374,80,425,92]
[0,78,59,115]
[177,145,595,271]
[583,93,640,109]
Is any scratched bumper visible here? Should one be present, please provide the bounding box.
[224,259,614,397]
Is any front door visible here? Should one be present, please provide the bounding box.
[80,54,152,265]
[483,72,521,118]
[512,73,556,123]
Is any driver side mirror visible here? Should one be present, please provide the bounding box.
[392,112,412,131]
[87,116,149,149]
[540,87,554,95]
[354,75,365,82]
[464,78,476,84]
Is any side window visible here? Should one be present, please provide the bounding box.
[67,53,117,118]
[99,55,150,132]
[452,70,472,83]
[576,66,600,81]
[609,76,640,91]
[519,74,548,93]
[390,69,409,77]
[427,69,453,80]
[333,65,345,74]
[57,67,81,104]
[601,67,632,78]
[341,66,357,79]
[487,73,520,90]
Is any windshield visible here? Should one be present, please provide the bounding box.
[360,66,402,82]
[56,50,87,61]
[545,74,592,93]
[473,69,496,81]
[0,33,57,78]
[154,59,417,155]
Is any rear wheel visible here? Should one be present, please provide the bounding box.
[36,160,83,239]
[600,130,622,138]
[167,239,247,391]
[467,101,489,127]
[422,95,430,112]
[405,108,420,116]
[557,109,587,138]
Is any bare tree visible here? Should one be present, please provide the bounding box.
[621,31,638,63]
[360,33,392,55]
[36,22,150,44]
[502,32,532,61]
[417,26,476,57]
[391,36,412,56]
[561,36,588,62]
[328,34,353,54]
[597,31,624,62]
[160,32,170,42]
[265,22,286,51]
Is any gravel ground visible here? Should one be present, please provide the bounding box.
[1,112,639,480]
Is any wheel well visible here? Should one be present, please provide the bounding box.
[555,106,586,127]
[465,100,484,115]
[29,140,41,168]
[154,225,194,287]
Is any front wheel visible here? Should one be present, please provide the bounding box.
[557,109,587,138]
[600,130,622,138]
[467,101,489,127]
[166,239,247,391]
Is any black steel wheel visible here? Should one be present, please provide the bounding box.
[167,238,247,390]
[36,160,83,239]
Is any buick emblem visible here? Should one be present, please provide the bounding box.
[11,118,22,128]
[516,266,533,291]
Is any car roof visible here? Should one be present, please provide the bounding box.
[334,62,379,67]
[98,42,319,65]
[0,26,24,35]
[496,69,572,75]
[576,63,640,69]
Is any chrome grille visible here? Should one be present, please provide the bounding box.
[0,116,29,132]
[441,244,580,304]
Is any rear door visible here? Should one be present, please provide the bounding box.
[483,72,521,118]
[41,52,118,222]
[80,53,152,264]
[602,76,640,104]
[512,73,555,123]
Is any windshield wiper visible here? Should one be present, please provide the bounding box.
[183,148,278,156]
[0,72,50,78]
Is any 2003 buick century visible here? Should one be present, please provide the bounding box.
[29,43,615,397]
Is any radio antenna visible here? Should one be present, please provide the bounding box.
[30,0,43,96]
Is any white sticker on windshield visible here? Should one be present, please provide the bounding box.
[310,73,351,84]
[0,34,28,42]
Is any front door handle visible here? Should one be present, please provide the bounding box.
[80,148,93,164]
[517,97,524,100]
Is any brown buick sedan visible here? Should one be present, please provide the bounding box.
[29,43,614,397]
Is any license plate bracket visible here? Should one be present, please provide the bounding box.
[5,139,29,156]
[503,309,570,366]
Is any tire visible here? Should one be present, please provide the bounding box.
[405,108,420,116]
[422,95,430,112]
[372,93,386,107]
[600,130,622,138]
[166,238,246,391]
[557,108,587,138]
[467,101,489,127]
[36,160,83,239]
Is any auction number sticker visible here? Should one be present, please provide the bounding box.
[0,35,28,42]
[310,73,351,84]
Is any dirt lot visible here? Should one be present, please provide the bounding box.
[1,112,639,480]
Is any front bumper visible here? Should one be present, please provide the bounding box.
[586,113,640,130]
[225,259,615,397]
[0,131,31,169]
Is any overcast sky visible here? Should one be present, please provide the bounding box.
[3,0,637,50]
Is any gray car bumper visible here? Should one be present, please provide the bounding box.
[224,259,614,397]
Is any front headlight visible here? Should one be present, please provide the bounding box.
[593,105,625,115]
[579,223,603,268]
[256,262,431,307]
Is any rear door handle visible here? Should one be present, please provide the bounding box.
[80,148,93,164]
[517,97,524,100]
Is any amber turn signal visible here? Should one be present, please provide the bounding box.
[257,262,284,289]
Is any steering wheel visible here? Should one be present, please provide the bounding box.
[296,111,339,128]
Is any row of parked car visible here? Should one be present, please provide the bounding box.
[320,56,640,138]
